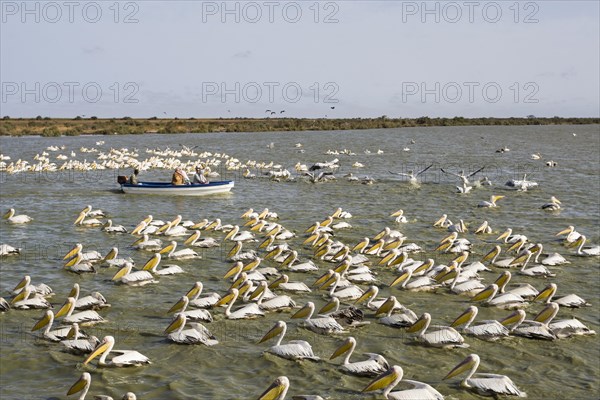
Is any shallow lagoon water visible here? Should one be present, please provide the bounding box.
[0,125,599,399]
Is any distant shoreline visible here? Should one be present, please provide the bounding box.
[1,117,598,137]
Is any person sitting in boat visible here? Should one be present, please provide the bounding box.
[129,168,140,185]
[193,165,208,185]
[172,167,190,185]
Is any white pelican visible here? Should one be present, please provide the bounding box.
[257,376,289,400]
[388,164,433,185]
[216,288,264,320]
[81,205,105,218]
[444,354,526,397]
[67,372,138,400]
[270,274,311,293]
[555,225,581,244]
[111,262,158,286]
[321,272,364,300]
[55,297,104,325]
[31,310,80,341]
[478,195,504,208]
[60,323,100,354]
[3,208,32,224]
[205,217,234,231]
[185,281,221,308]
[168,296,212,322]
[227,241,257,261]
[159,240,199,260]
[280,250,319,272]
[505,174,538,191]
[330,336,388,377]
[332,207,352,219]
[84,335,150,367]
[224,225,256,242]
[0,243,21,256]
[0,297,9,312]
[433,214,453,228]
[10,286,52,309]
[241,208,259,220]
[442,167,484,193]
[102,247,133,268]
[481,245,517,268]
[471,284,526,309]
[497,228,527,244]
[530,243,569,266]
[500,310,556,340]
[132,234,163,251]
[63,243,102,263]
[390,209,407,223]
[259,320,319,361]
[164,313,218,345]
[474,220,492,234]
[74,211,102,226]
[445,267,485,296]
[184,230,220,248]
[158,221,188,237]
[63,252,96,274]
[363,365,444,399]
[102,219,128,233]
[533,283,590,308]
[355,286,387,311]
[291,301,345,335]
[436,232,471,253]
[375,296,418,328]
[447,219,467,233]
[510,250,555,277]
[407,312,467,348]
[69,283,110,310]
[250,281,295,311]
[533,302,596,338]
[390,268,440,292]
[142,253,184,275]
[450,306,509,341]
[541,196,561,211]
[569,235,600,256]
[11,275,53,297]
[318,297,366,328]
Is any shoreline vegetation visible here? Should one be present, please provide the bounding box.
[1,116,598,137]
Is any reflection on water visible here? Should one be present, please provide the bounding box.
[0,125,599,399]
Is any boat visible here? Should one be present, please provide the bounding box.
[119,180,234,196]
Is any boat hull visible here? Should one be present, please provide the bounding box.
[120,181,234,196]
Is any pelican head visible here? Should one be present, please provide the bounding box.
[104,247,118,261]
[375,296,398,316]
[164,313,186,334]
[185,282,203,299]
[556,226,574,236]
[450,306,478,328]
[159,241,177,255]
[259,320,285,344]
[443,354,480,383]
[330,336,356,360]
[291,302,315,319]
[482,245,501,262]
[318,297,340,314]
[32,310,54,331]
[84,335,115,365]
[215,288,239,307]
[67,372,91,396]
[11,275,31,294]
[499,310,526,328]
[406,312,431,334]
[168,296,189,314]
[184,230,201,245]
[313,270,334,287]
[112,262,134,281]
[257,376,290,400]
[550,196,561,204]
[471,284,499,303]
[494,271,511,291]
[55,297,76,318]
[224,225,240,240]
[63,244,83,260]
[497,228,513,241]
[355,286,378,305]
[389,268,411,288]
[3,208,16,219]
[533,283,557,303]
[362,365,403,395]
[224,262,243,279]
[533,302,560,324]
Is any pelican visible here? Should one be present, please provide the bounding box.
[158,221,188,237]
[224,225,256,242]
[102,219,128,233]
[388,164,433,185]
[64,252,96,274]
[555,225,581,243]
[474,220,492,234]
[533,283,590,308]
[143,253,184,275]
[442,167,484,193]
[185,281,221,308]
[280,250,319,272]
[270,274,311,293]
[67,372,138,400]
[0,297,9,312]
[390,268,440,292]
[355,286,387,311]
[11,275,53,297]
[250,281,296,311]
[257,376,289,400]
[531,243,569,266]
[444,354,526,397]
[330,336,388,377]
[436,232,471,253]
[505,174,538,191]
[60,323,100,354]
[132,234,163,251]
[0,243,21,256]
[445,267,485,296]
[184,230,220,248]
[500,310,556,340]
[63,243,102,263]
[167,296,212,322]
[497,228,527,244]
[481,245,517,268]
[69,284,110,310]
[159,241,199,260]
[407,312,467,348]
[374,296,415,328]
[111,262,158,286]
[3,208,32,224]
[510,250,555,277]
[318,297,365,328]
[74,211,102,226]
[165,313,218,345]
[10,286,52,309]
[390,209,407,223]
[541,196,561,211]
[569,235,600,256]
[291,302,345,334]
[533,302,596,338]
[433,214,453,228]
[450,306,509,341]
[55,297,104,325]
[259,320,319,361]
[332,207,352,219]
[102,247,133,268]
[216,288,264,319]
[321,272,364,300]
[494,271,538,299]
[227,241,257,261]
[447,219,467,233]
[84,335,150,367]
[478,195,505,208]
[471,284,526,309]
[81,205,105,218]
[31,310,80,341]
[363,365,444,399]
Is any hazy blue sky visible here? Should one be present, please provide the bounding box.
[1,1,598,118]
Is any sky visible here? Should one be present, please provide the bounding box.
[1,0,599,118]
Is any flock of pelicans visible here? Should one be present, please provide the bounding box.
[0,136,598,399]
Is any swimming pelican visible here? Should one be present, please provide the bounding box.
[227,241,257,261]
[355,286,387,311]
[11,275,53,297]
[74,211,102,226]
[321,272,364,300]
[159,241,199,260]
[478,195,504,208]
[471,284,526,309]
[0,297,9,312]
[0,243,21,256]
[533,283,590,308]
[111,262,158,286]
[445,267,485,296]
[568,235,600,256]
[167,296,212,322]
[60,323,100,354]
[257,376,289,400]
[158,221,188,237]
[444,354,526,397]
[330,336,388,377]
[68,283,110,310]
[481,245,517,268]
[102,247,134,268]
[497,228,527,244]
[270,274,311,293]
[10,285,52,309]
[3,208,32,224]
[143,253,184,275]
[132,233,163,251]
[280,250,319,272]
[390,209,407,223]
[31,310,80,341]
[541,196,561,211]
[55,297,104,325]
[224,225,256,242]
[216,288,264,320]
[433,214,453,228]
[390,268,440,292]
[102,219,128,233]
[185,281,221,308]
[510,250,555,277]
[363,365,444,399]
[494,271,538,299]
[500,309,556,340]
[450,306,509,341]
[164,313,218,345]
[250,281,296,311]
[318,297,365,328]
[184,230,220,248]
[63,243,102,263]
[84,335,150,367]
[533,302,596,338]
[446,219,467,233]
[67,372,138,400]
[555,225,581,244]
[291,302,345,335]
[63,251,97,274]
[259,320,319,361]
[505,174,538,191]
[81,205,105,218]
[407,312,467,348]
[388,164,434,184]
[332,207,352,219]
[474,220,492,234]
[529,243,569,266]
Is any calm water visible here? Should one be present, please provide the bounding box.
[0,125,599,400]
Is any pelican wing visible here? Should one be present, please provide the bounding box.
[471,373,525,397]
[550,319,596,338]
[261,295,296,311]
[183,309,213,322]
[229,303,264,320]
[466,321,509,339]
[64,310,104,325]
[190,293,221,309]
[306,317,345,334]
[389,380,444,400]
[121,271,156,285]
[422,327,466,347]
[110,349,151,366]
[513,321,556,340]
[269,341,319,360]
